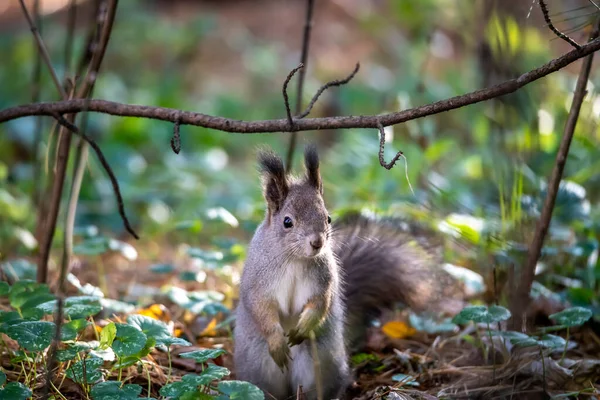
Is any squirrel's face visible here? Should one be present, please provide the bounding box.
[258,145,330,259]
[275,185,331,258]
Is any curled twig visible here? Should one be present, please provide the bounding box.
[297,62,360,119]
[376,119,403,169]
[376,119,415,195]
[52,113,140,240]
[282,63,305,129]
[539,0,581,49]
[171,118,181,154]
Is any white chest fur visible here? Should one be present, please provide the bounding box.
[275,260,316,331]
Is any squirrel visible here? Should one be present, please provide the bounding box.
[233,145,461,400]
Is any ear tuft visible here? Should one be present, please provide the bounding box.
[257,148,289,213]
[304,144,322,193]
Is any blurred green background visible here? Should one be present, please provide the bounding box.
[1,0,600,313]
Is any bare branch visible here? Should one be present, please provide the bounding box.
[297,62,360,119]
[286,0,316,171]
[510,19,600,329]
[3,38,600,132]
[539,0,582,49]
[18,0,67,99]
[52,113,139,239]
[282,63,305,128]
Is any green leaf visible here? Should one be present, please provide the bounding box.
[114,356,140,369]
[66,357,104,384]
[5,321,55,351]
[138,337,156,358]
[160,337,192,348]
[179,349,226,364]
[549,307,593,327]
[408,313,457,334]
[57,343,92,362]
[217,381,264,400]
[537,334,567,349]
[0,370,5,386]
[37,296,102,319]
[197,365,230,384]
[0,282,9,296]
[91,381,143,400]
[492,331,538,347]
[487,305,512,323]
[112,324,147,357]
[99,322,117,350]
[391,373,419,387]
[180,391,214,400]
[61,319,90,341]
[0,382,32,400]
[9,280,50,310]
[452,305,511,324]
[127,314,170,344]
[159,374,206,399]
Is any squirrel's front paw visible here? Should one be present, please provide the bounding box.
[267,331,291,371]
[287,308,321,346]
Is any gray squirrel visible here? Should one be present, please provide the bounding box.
[234,145,461,399]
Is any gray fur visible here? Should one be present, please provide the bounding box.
[234,146,460,399]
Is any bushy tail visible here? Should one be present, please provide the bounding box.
[332,212,463,349]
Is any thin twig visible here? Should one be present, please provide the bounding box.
[297,63,360,119]
[376,119,404,169]
[4,37,600,131]
[31,0,43,207]
[52,113,139,239]
[64,0,77,79]
[511,19,600,328]
[285,0,315,171]
[18,0,67,99]
[539,0,582,49]
[282,63,305,129]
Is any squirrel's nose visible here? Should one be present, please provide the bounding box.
[310,237,323,250]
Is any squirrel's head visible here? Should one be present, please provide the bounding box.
[258,144,331,259]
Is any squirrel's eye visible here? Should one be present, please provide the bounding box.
[327,215,331,224]
[283,217,293,228]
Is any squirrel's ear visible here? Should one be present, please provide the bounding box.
[258,149,289,213]
[304,144,322,194]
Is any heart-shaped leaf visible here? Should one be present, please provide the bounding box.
[9,280,50,310]
[159,374,206,399]
[196,364,230,384]
[0,382,32,400]
[179,349,226,364]
[537,334,567,349]
[61,319,90,341]
[549,307,593,327]
[217,380,264,400]
[127,314,170,344]
[5,321,55,351]
[66,357,104,384]
[57,343,93,362]
[452,305,511,324]
[112,324,147,357]
[160,337,191,348]
[37,296,102,319]
[492,331,538,347]
[91,381,143,400]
